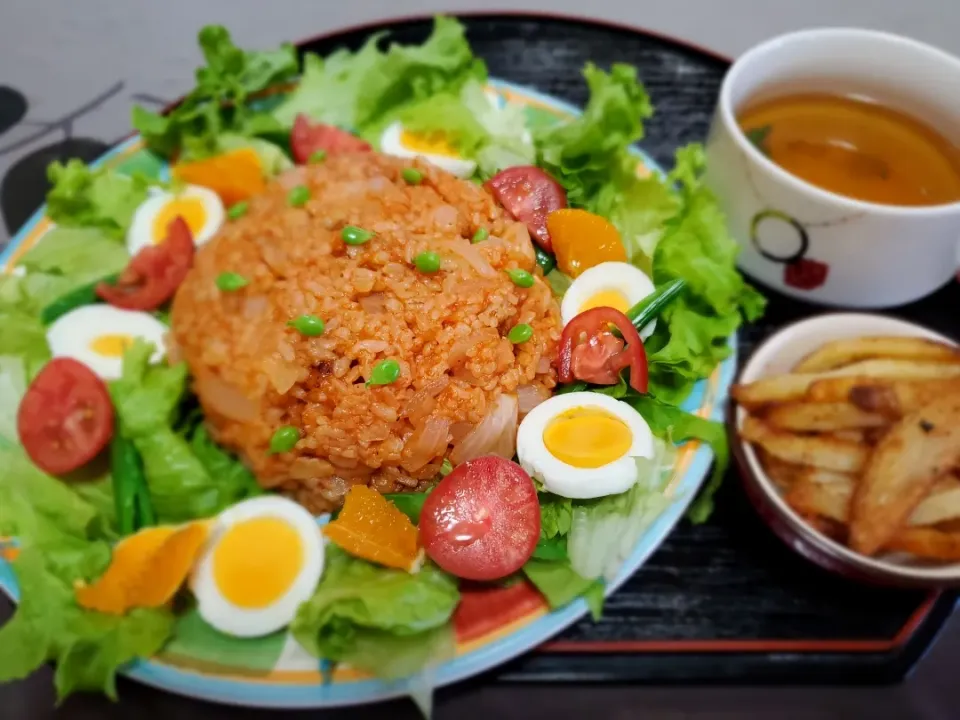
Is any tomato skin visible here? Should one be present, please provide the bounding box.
[558,307,649,393]
[290,114,372,163]
[97,216,195,311]
[485,166,567,252]
[17,358,114,475]
[419,455,540,581]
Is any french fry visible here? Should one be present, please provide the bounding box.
[741,416,869,473]
[908,485,960,527]
[757,449,804,489]
[849,391,960,556]
[733,360,960,408]
[846,378,960,418]
[785,476,854,523]
[794,336,960,373]
[764,402,888,432]
[884,528,960,561]
[829,430,867,443]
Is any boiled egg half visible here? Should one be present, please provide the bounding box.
[560,261,658,340]
[46,305,167,380]
[379,122,476,178]
[126,185,224,256]
[516,392,655,499]
[191,496,325,638]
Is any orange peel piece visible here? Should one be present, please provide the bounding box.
[75,522,209,615]
[546,208,626,278]
[171,147,266,206]
[323,486,421,572]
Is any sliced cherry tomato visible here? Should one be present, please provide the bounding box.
[290,114,372,164]
[419,455,540,581]
[484,166,567,252]
[17,358,114,475]
[558,307,649,393]
[97,216,195,311]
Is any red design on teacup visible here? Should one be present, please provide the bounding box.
[784,258,829,290]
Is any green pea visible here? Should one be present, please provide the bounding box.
[402,167,423,185]
[309,150,327,164]
[227,201,248,220]
[269,425,300,454]
[472,227,489,243]
[286,314,325,337]
[508,323,533,344]
[414,251,441,274]
[506,268,534,288]
[342,225,374,246]
[216,272,249,292]
[367,359,400,387]
[440,458,453,477]
[288,185,311,207]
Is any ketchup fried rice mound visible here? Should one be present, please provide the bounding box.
[170,153,561,513]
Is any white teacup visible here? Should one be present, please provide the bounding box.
[705,28,960,308]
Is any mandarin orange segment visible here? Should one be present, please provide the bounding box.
[172,147,266,206]
[323,485,421,572]
[547,208,626,278]
[75,522,208,615]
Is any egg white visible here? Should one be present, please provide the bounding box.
[517,392,655,499]
[379,121,477,178]
[191,496,325,638]
[560,262,658,340]
[46,305,167,380]
[126,185,224,256]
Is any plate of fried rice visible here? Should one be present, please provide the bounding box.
[0,16,764,712]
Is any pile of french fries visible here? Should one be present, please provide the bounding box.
[732,336,960,563]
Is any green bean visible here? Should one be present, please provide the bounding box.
[626,278,686,333]
[508,323,533,344]
[506,268,534,288]
[40,273,118,325]
[402,167,423,185]
[269,426,300,454]
[472,227,489,243]
[308,150,327,164]
[216,272,249,292]
[227,201,249,220]
[287,185,311,207]
[414,251,442,274]
[286,314,325,337]
[367,359,401,386]
[110,435,141,535]
[534,246,556,274]
[342,225,374,246]
[136,478,157,529]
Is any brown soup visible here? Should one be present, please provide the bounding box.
[737,91,960,207]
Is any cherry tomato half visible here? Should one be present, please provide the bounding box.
[484,166,567,252]
[290,114,372,164]
[558,306,649,393]
[97,216,195,311]
[17,358,114,475]
[419,455,540,581]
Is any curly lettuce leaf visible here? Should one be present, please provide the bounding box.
[535,63,652,206]
[566,440,673,582]
[291,545,458,680]
[398,80,535,178]
[522,558,603,619]
[0,360,172,699]
[109,341,258,522]
[623,392,730,524]
[46,161,151,239]
[273,16,486,136]
[644,145,766,403]
[133,24,298,157]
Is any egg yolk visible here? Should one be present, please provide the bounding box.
[543,407,633,469]
[151,196,208,244]
[212,517,303,609]
[90,333,135,358]
[578,289,631,315]
[399,128,459,158]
